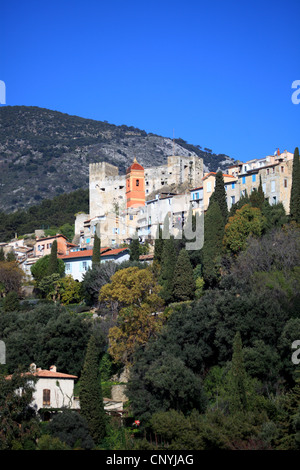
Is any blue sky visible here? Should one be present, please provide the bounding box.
[1,0,299,162]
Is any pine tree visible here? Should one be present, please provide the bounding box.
[92,231,101,267]
[202,201,225,287]
[172,249,196,302]
[159,236,177,304]
[227,331,248,413]
[48,240,59,275]
[79,335,106,445]
[290,147,300,223]
[209,171,228,224]
[129,232,140,261]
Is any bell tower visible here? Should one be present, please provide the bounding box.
[126,157,145,208]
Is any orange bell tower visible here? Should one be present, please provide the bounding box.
[126,157,145,208]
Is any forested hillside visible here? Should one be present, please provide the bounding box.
[0,188,89,242]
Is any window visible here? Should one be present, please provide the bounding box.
[43,389,50,406]
[271,181,276,193]
[252,174,256,183]
[207,181,212,193]
[65,263,71,273]
[136,179,139,186]
[281,166,284,173]
[284,179,288,188]
[129,215,134,221]
[86,237,90,244]
[80,261,88,272]
[196,192,199,200]
[242,176,246,184]
[231,196,235,206]
[232,183,235,189]
[267,169,270,175]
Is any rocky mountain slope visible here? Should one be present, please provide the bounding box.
[0,106,235,212]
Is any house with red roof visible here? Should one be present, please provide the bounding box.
[58,247,130,281]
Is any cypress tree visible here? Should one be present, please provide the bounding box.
[159,236,177,304]
[202,201,225,287]
[79,335,106,444]
[249,175,265,209]
[48,240,59,275]
[130,232,140,261]
[92,231,101,267]
[290,147,300,223]
[209,171,228,224]
[172,249,196,302]
[154,225,164,264]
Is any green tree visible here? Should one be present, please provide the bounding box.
[0,369,40,450]
[227,332,248,413]
[79,335,106,444]
[48,409,94,449]
[209,171,228,223]
[2,291,20,312]
[48,240,59,275]
[249,176,265,209]
[172,249,196,302]
[159,236,177,303]
[223,204,266,255]
[154,225,164,264]
[6,251,16,262]
[92,230,101,267]
[0,248,4,262]
[129,233,140,262]
[31,255,65,283]
[202,201,224,286]
[290,147,300,223]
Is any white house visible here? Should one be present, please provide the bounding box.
[6,364,78,412]
[7,364,124,418]
[59,247,130,281]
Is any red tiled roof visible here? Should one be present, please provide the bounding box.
[58,247,128,260]
[126,158,144,173]
[101,248,129,256]
[6,370,77,380]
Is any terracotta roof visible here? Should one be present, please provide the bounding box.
[126,157,144,173]
[59,247,128,260]
[6,370,77,380]
[102,248,129,256]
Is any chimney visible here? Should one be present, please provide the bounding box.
[49,365,57,373]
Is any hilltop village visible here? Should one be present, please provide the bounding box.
[0,146,299,451]
[0,148,294,280]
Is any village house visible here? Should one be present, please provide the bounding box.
[6,364,124,419]
[34,234,78,258]
[58,247,130,281]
